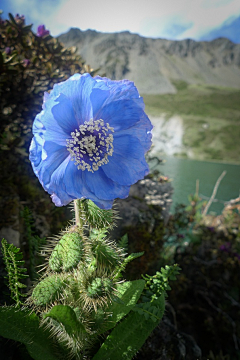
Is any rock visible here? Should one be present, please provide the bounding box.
[109,177,173,279]
[0,227,20,248]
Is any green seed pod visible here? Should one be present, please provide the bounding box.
[32,274,65,306]
[49,232,84,272]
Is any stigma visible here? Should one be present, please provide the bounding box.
[66,119,114,172]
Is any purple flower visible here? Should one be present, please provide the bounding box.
[37,25,50,37]
[23,59,30,67]
[5,47,11,55]
[29,73,152,209]
[15,14,25,26]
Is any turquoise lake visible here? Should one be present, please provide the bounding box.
[149,155,240,214]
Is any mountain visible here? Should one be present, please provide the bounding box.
[199,16,240,44]
[58,28,240,94]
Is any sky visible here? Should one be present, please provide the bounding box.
[1,0,240,41]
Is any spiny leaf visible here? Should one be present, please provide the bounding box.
[92,294,165,360]
[44,305,86,335]
[100,280,145,334]
[0,306,62,360]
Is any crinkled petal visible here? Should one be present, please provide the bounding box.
[49,160,117,209]
[102,135,149,185]
[51,93,79,134]
[48,73,95,125]
[33,103,69,147]
[94,76,143,104]
[36,141,69,189]
[114,111,153,153]
[96,99,145,131]
[82,167,130,201]
[29,137,42,171]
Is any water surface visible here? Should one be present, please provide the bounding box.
[150,155,240,214]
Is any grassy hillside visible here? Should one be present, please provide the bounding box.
[143,81,240,163]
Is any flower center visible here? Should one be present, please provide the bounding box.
[66,119,114,173]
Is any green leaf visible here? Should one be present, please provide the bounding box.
[117,234,128,252]
[101,280,145,333]
[113,252,144,279]
[44,305,86,335]
[0,306,61,360]
[92,294,165,360]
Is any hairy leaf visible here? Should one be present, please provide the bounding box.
[101,280,145,334]
[92,294,165,360]
[44,305,86,335]
[0,306,62,360]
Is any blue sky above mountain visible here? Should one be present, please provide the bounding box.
[199,15,240,43]
[1,0,240,42]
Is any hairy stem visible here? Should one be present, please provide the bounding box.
[74,199,84,237]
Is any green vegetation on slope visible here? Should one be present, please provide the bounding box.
[143,81,240,163]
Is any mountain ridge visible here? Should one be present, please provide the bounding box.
[58,28,240,94]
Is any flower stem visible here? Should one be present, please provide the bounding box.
[74,199,84,237]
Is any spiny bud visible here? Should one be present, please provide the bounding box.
[49,232,84,272]
[87,277,113,299]
[32,274,66,306]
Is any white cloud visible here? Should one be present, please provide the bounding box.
[3,0,240,39]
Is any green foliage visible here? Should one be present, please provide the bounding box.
[21,206,46,280]
[0,306,62,360]
[141,264,181,301]
[117,233,128,252]
[113,252,144,280]
[49,232,84,272]
[44,305,87,335]
[1,238,28,307]
[0,12,95,153]
[102,280,145,333]
[92,294,165,360]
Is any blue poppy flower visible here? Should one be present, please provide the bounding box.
[29,73,152,209]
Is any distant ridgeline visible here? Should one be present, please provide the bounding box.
[58,28,240,94]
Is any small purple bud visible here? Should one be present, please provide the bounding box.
[37,24,50,37]
[207,226,215,233]
[15,14,25,26]
[23,58,30,67]
[5,47,11,55]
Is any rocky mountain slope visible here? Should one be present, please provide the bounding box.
[58,28,240,94]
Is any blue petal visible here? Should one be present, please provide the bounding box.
[82,167,130,201]
[49,160,117,209]
[29,137,42,171]
[97,99,145,131]
[114,111,153,153]
[91,88,110,120]
[48,73,96,125]
[33,104,69,147]
[36,141,69,189]
[102,135,149,185]
[51,93,79,134]
[94,76,143,104]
